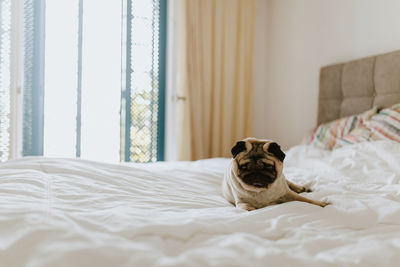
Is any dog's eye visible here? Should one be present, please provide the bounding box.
[240,164,248,170]
[263,163,274,170]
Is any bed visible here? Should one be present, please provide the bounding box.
[1,50,400,267]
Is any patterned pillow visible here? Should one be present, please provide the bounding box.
[306,108,378,150]
[362,103,400,142]
[334,123,380,148]
[335,103,400,148]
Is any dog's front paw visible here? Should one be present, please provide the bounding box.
[236,203,256,211]
[297,186,312,193]
[303,187,312,193]
[288,181,312,193]
[319,201,331,208]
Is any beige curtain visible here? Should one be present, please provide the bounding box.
[177,0,255,160]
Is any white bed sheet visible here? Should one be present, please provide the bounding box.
[1,140,400,266]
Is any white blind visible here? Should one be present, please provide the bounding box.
[0,0,11,162]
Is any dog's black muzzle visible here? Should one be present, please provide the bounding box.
[241,162,277,188]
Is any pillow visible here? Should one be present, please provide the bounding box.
[306,107,378,150]
[360,103,400,142]
[334,123,380,148]
[335,103,400,148]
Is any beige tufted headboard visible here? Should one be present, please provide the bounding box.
[317,50,400,125]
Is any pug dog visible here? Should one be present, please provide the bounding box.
[222,137,329,211]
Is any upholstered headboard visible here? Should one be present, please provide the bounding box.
[317,50,400,125]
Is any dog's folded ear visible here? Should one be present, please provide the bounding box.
[267,142,285,162]
[231,141,246,158]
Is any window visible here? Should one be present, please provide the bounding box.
[121,0,166,162]
[0,0,11,162]
[21,0,167,162]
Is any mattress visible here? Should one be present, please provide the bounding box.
[1,140,400,266]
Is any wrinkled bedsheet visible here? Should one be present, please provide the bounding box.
[1,140,400,266]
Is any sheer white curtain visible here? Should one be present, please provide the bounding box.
[44,0,121,162]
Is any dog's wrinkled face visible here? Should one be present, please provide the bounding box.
[231,138,285,191]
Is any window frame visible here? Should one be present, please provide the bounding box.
[121,0,167,162]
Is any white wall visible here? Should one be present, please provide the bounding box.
[254,0,400,149]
